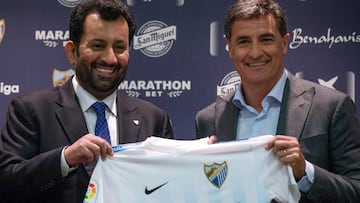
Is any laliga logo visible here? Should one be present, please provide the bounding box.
[133,20,176,57]
[58,0,83,8]
[83,181,98,203]
[0,19,5,45]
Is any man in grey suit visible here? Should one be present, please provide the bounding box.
[0,0,173,202]
[195,0,360,202]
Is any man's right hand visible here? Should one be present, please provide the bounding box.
[64,134,113,167]
[207,135,218,144]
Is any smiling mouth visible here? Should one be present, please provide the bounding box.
[95,66,115,74]
[247,61,268,67]
[94,63,119,74]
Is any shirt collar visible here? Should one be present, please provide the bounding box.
[72,76,117,116]
[232,70,287,109]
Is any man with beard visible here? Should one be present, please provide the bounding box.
[0,0,173,202]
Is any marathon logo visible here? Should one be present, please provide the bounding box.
[119,80,191,98]
[35,30,69,48]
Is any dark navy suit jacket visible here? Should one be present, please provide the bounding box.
[0,78,173,203]
[196,73,360,202]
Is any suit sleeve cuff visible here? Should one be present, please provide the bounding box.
[297,160,314,192]
[60,147,78,177]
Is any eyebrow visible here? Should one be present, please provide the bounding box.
[234,32,276,41]
[88,38,128,44]
[259,32,276,38]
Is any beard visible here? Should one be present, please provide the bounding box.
[90,74,123,92]
[75,63,127,97]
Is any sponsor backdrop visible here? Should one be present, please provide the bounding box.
[0,0,359,140]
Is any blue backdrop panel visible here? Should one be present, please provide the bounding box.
[0,0,359,139]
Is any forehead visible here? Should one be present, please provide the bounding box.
[231,15,279,37]
[82,12,129,41]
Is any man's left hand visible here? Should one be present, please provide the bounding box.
[266,135,306,180]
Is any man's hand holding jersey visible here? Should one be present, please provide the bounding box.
[207,135,306,181]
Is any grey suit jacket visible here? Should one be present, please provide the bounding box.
[196,73,360,202]
[0,78,173,203]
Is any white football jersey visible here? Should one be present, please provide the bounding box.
[84,135,300,203]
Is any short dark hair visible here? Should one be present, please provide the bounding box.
[224,0,288,40]
[69,0,136,47]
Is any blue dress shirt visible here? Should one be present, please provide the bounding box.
[232,70,313,192]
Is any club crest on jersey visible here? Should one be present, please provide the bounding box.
[204,161,228,189]
[84,181,98,202]
[52,68,74,87]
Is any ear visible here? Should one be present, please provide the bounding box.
[226,39,233,59]
[282,33,290,54]
[64,40,76,65]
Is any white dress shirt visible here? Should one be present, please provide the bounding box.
[61,76,118,177]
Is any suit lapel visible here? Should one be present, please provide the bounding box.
[116,91,141,144]
[55,80,89,144]
[215,93,238,141]
[277,73,315,139]
[53,80,93,176]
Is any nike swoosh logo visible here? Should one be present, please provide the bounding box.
[144,182,168,195]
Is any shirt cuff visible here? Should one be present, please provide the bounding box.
[297,160,315,192]
[60,147,78,177]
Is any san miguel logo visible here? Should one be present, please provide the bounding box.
[133,20,176,57]
[204,161,228,189]
[58,0,83,8]
[217,71,241,97]
[0,19,5,45]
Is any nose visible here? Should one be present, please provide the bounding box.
[102,48,117,64]
[248,42,262,59]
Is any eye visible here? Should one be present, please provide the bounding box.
[114,43,128,53]
[90,42,105,50]
[236,39,250,48]
[261,37,274,45]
